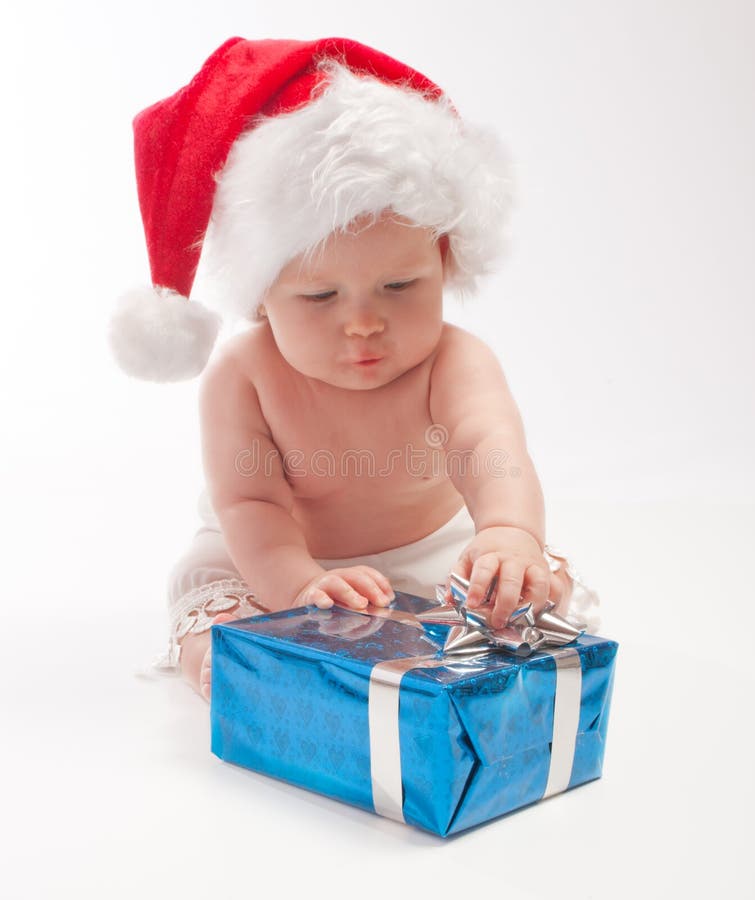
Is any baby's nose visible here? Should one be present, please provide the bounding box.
[344,316,385,337]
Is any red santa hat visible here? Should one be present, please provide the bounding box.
[109,36,516,382]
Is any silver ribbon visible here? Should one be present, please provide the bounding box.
[367,573,585,823]
[369,655,449,821]
[542,647,582,798]
[437,571,585,656]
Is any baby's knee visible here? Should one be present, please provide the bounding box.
[167,530,239,603]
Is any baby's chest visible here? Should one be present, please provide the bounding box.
[262,387,441,499]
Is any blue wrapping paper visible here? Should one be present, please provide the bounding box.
[210,591,618,837]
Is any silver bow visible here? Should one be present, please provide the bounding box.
[414,572,585,658]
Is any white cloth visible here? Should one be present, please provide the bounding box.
[192,488,484,601]
[153,488,601,672]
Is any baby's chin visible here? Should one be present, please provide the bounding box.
[290,358,405,392]
[308,367,398,392]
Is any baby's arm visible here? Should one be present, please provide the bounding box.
[179,347,391,698]
[429,326,552,624]
[430,325,545,541]
[197,351,324,610]
[198,350,394,608]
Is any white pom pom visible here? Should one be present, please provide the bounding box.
[108,286,221,382]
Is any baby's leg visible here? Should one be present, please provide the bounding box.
[193,612,236,701]
[179,628,212,699]
[163,527,270,697]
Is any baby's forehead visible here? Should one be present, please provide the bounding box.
[303,244,430,275]
[284,219,439,281]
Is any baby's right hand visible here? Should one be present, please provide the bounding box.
[294,565,395,611]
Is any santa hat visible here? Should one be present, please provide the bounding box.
[109,36,516,382]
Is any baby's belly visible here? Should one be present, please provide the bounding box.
[292,480,466,558]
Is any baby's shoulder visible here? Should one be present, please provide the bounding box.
[437,321,477,346]
[197,325,274,419]
[206,324,275,384]
[432,322,494,369]
[198,326,273,433]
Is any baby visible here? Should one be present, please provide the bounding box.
[109,37,599,701]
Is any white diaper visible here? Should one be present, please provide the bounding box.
[154,488,601,671]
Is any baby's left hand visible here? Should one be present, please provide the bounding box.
[444,526,565,629]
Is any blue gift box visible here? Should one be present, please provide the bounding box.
[210,592,618,837]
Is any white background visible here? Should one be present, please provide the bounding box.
[2,2,753,898]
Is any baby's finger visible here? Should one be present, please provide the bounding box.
[358,566,395,602]
[548,570,565,607]
[312,592,335,609]
[341,570,393,607]
[520,564,551,615]
[320,573,369,610]
[549,568,574,613]
[466,554,501,608]
[295,583,334,609]
[491,561,526,628]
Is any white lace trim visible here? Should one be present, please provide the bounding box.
[151,578,270,673]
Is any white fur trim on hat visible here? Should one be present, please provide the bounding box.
[192,60,517,321]
[108,286,221,382]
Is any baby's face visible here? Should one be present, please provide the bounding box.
[261,212,447,391]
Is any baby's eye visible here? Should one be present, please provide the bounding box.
[385,280,416,291]
[302,290,336,302]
